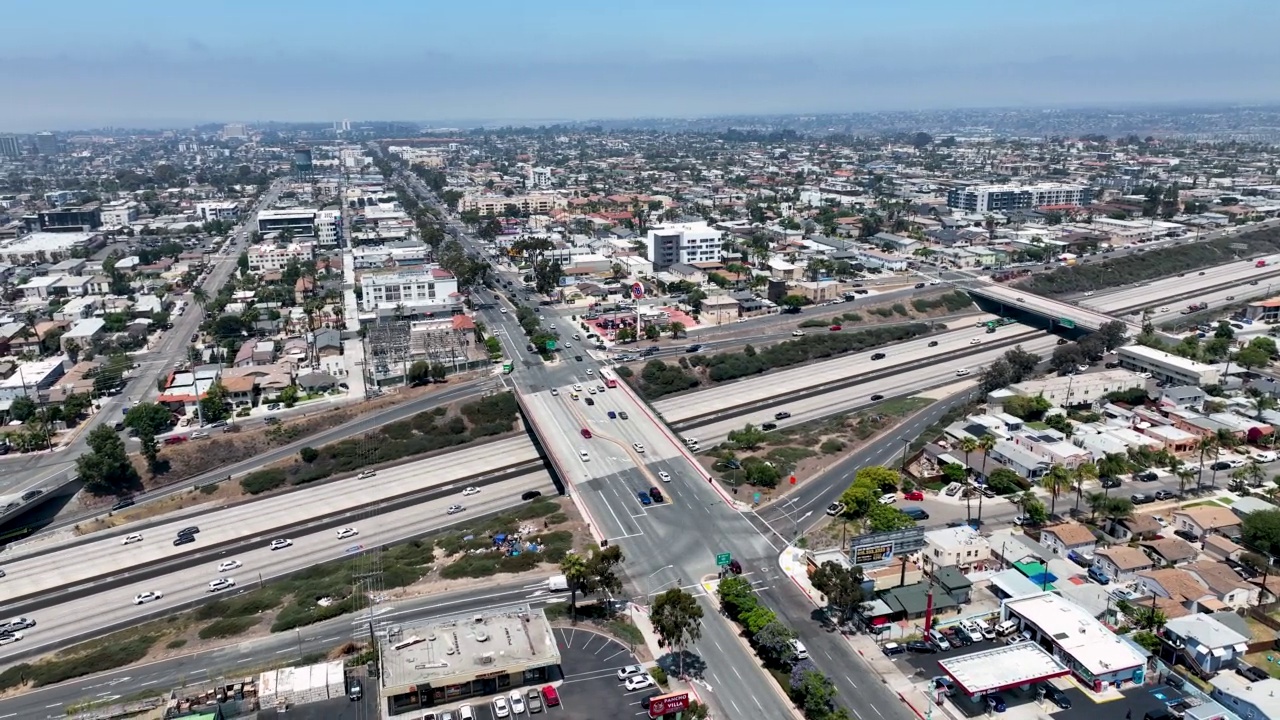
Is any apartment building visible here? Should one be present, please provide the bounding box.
[645,221,723,271]
[946,183,1093,213]
[246,242,316,273]
[459,192,566,216]
[359,268,460,316]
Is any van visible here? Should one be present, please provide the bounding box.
[927,628,951,651]
[994,619,1018,637]
[791,639,809,660]
[682,437,699,447]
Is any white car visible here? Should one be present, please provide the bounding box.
[1083,291,1095,297]
[269,539,293,550]
[572,383,583,392]
[122,533,143,545]
[878,493,897,505]
[0,632,23,645]
[336,527,358,540]
[624,674,656,692]
[133,591,164,605]
[190,430,208,439]
[492,696,510,718]
[633,442,646,453]
[586,369,595,376]
[208,578,236,593]
[447,504,465,515]
[826,502,846,516]
[508,690,526,714]
[587,387,596,395]
[616,664,646,680]
[1137,372,1153,379]
[955,368,970,376]
[792,330,806,337]
[1160,306,1170,313]
[579,450,590,462]
[218,560,242,573]
[461,486,480,496]
[357,471,376,480]
[970,338,981,345]
[550,388,559,396]
[658,471,671,483]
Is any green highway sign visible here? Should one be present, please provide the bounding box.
[715,552,731,567]
[545,340,556,351]
[1058,318,1076,329]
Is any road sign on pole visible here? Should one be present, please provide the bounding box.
[545,340,556,351]
[715,552,731,567]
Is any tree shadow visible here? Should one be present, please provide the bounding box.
[656,648,708,681]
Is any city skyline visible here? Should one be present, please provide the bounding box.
[3,0,1278,130]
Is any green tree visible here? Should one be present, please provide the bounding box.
[644,324,661,341]
[1073,461,1098,514]
[1040,464,1072,517]
[797,669,837,719]
[125,402,173,436]
[407,360,432,385]
[753,620,797,666]
[866,503,915,531]
[810,561,866,624]
[76,425,139,494]
[986,467,1023,495]
[199,381,231,423]
[741,604,777,636]
[780,294,808,313]
[279,384,299,408]
[728,423,768,450]
[8,395,37,422]
[716,575,757,619]
[299,447,319,463]
[1243,509,1280,557]
[650,588,704,678]
[559,553,588,619]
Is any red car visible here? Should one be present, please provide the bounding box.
[580,428,592,439]
[829,325,842,331]
[163,436,187,445]
[903,490,924,501]
[541,685,560,707]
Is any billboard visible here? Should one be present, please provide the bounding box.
[647,692,689,718]
[847,527,925,569]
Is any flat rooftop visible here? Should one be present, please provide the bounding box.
[379,605,557,694]
[939,643,1069,696]
[1005,592,1147,676]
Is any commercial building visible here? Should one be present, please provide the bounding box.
[258,209,319,237]
[645,221,723,271]
[1002,592,1148,690]
[34,131,58,155]
[196,201,240,223]
[1006,370,1146,408]
[1118,345,1220,387]
[351,244,430,269]
[946,183,1093,213]
[459,193,566,216]
[359,267,460,318]
[99,200,138,226]
[222,123,248,140]
[921,525,991,573]
[38,206,102,233]
[376,606,560,716]
[0,357,68,401]
[0,135,21,159]
[0,232,104,264]
[246,242,316,273]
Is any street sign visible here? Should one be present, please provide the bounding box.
[715,552,731,567]
[789,475,797,485]
[632,282,645,299]
[1058,318,1076,329]
[752,492,761,503]
[545,340,556,351]
[647,691,690,718]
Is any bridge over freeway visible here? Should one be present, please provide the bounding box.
[965,280,1143,337]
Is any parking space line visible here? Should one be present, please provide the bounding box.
[600,648,628,663]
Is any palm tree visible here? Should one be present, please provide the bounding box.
[1233,463,1266,490]
[669,321,686,340]
[1100,497,1134,524]
[1040,465,1072,518]
[1085,491,1110,523]
[1072,462,1098,515]
[1195,435,1218,494]
[976,435,996,522]
[559,554,589,620]
[959,437,978,479]
[191,287,209,308]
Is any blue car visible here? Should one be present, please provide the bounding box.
[637,491,652,506]
[983,694,1007,713]
[608,411,617,419]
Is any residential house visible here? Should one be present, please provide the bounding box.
[314,329,342,357]
[1210,674,1280,720]
[1107,514,1162,542]
[1174,507,1242,540]
[921,525,991,574]
[1202,534,1245,564]
[1185,561,1258,610]
[1140,537,1200,567]
[1159,386,1206,411]
[220,375,256,407]
[1039,523,1097,558]
[1092,546,1154,582]
[1137,568,1215,611]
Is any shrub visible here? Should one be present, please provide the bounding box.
[649,665,669,687]
[799,318,830,328]
[841,312,863,323]
[636,360,700,400]
[22,634,157,687]
[241,468,287,495]
[198,617,258,640]
[892,302,909,316]
[460,392,519,430]
[166,638,188,649]
[695,323,933,386]
[198,482,219,495]
[819,439,845,454]
[299,446,319,463]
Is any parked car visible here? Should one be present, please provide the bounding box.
[1041,684,1072,709]
[903,490,924,501]
[905,640,936,654]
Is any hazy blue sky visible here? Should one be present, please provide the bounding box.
[4,0,1278,130]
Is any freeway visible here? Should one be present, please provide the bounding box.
[0,182,287,505]
[653,320,1039,423]
[1086,255,1280,314]
[0,471,557,666]
[0,438,542,605]
[0,579,566,720]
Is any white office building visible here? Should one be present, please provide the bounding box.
[196,201,240,223]
[645,221,723,271]
[1118,345,1220,387]
[359,268,460,317]
[315,209,341,247]
[246,242,316,273]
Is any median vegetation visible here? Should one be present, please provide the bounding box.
[1014,226,1280,295]
[240,392,520,495]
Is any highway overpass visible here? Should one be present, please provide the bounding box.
[967,280,1143,336]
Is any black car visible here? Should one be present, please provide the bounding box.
[1041,684,1072,709]
[177,526,200,536]
[761,422,778,431]
[774,411,791,420]
[1134,470,1159,482]
[111,497,136,511]
[928,340,938,347]
[870,394,884,401]
[585,397,595,406]
[1100,477,1121,489]
[521,490,543,501]
[1130,493,1153,505]
[905,640,936,654]
[173,534,196,546]
[686,344,703,353]
[870,353,886,361]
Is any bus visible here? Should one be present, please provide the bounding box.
[502,362,514,375]
[602,369,618,388]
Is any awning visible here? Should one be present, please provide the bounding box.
[1211,647,1226,657]
[1235,643,1249,654]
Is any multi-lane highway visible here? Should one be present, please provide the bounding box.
[1085,255,1280,315]
[0,471,556,665]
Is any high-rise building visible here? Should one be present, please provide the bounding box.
[34,132,58,156]
[644,221,724,271]
[0,135,22,159]
[946,183,1093,213]
[221,123,248,140]
[293,146,314,178]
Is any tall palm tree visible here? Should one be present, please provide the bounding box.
[1040,464,1072,518]
[1233,463,1266,490]
[1085,491,1110,523]
[1195,435,1219,494]
[976,435,996,522]
[560,553,589,621]
[191,287,209,308]
[959,437,978,478]
[1072,462,1098,515]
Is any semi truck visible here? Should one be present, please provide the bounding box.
[1181,302,1208,314]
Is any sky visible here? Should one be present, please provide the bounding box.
[3,0,1278,131]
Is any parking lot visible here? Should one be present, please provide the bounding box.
[419,627,651,720]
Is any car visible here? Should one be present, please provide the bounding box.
[587,387,596,395]
[624,674,656,692]
[1160,306,1170,313]
[492,695,510,718]
[928,340,939,347]
[357,471,376,480]
[579,450,590,461]
[110,497,136,511]
[526,687,543,713]
[541,685,560,707]
[508,690,526,714]
[0,632,23,646]
[829,325,842,331]
[585,397,595,406]
[461,486,480,497]
[269,538,293,550]
[617,664,646,680]
[970,337,981,344]
[686,344,703,353]
[218,560,242,572]
[658,471,671,483]
[336,527,358,540]
[264,417,281,426]
[586,369,594,376]
[882,641,906,656]
[580,428,592,439]
[637,491,652,506]
[981,625,998,640]
[1155,489,1176,501]
[267,403,282,411]
[522,490,543,501]
[775,411,791,420]
[826,502,846,516]
[792,330,806,337]
[905,640,936,654]
[122,533,143,545]
[933,676,957,697]
[1226,295,1236,301]
[0,617,35,633]
[1041,683,1072,709]
[869,394,884,401]
[903,490,924,501]
[871,352,886,360]
[572,383,582,392]
[619,411,629,420]
[173,534,196,546]
[955,368,970,376]
[1130,493,1153,505]
[208,578,236,593]
[549,388,559,396]
[447,504,465,515]
[633,442,646,453]
[1101,476,1121,489]
[163,436,186,445]
[133,591,164,605]
[649,486,664,503]
[347,678,364,702]
[878,493,897,505]
[177,526,200,536]
[984,694,1007,713]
